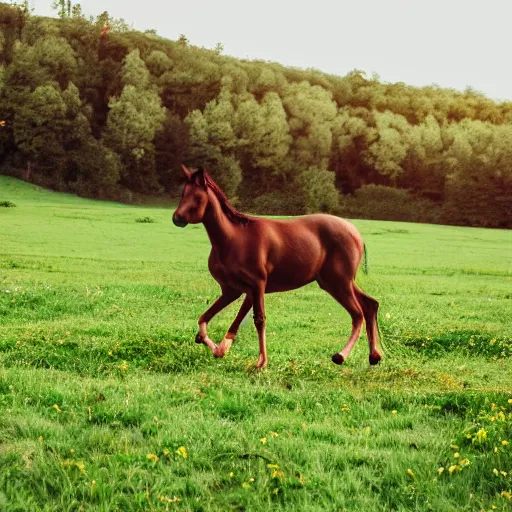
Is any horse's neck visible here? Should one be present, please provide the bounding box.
[202,194,235,249]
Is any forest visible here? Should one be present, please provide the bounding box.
[0,1,510,228]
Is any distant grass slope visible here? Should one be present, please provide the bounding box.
[0,176,511,511]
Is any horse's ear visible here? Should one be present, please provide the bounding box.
[194,167,207,190]
[180,163,193,180]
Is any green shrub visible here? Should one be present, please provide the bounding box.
[339,185,441,223]
[135,216,155,223]
[0,200,16,207]
[251,191,305,216]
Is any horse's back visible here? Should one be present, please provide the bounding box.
[254,213,364,288]
[271,213,363,253]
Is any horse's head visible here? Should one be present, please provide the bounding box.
[172,164,210,228]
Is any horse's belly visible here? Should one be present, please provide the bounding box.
[265,258,320,293]
[265,274,315,293]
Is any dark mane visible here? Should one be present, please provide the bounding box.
[203,172,251,226]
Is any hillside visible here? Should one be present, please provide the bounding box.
[0,2,511,228]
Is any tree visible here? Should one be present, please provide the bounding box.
[13,84,67,177]
[185,87,241,196]
[401,114,445,196]
[52,0,72,19]
[145,50,172,78]
[281,81,337,171]
[364,111,411,182]
[234,91,291,172]
[443,120,512,227]
[331,106,376,192]
[299,166,340,213]
[102,49,166,192]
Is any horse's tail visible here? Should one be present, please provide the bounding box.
[363,243,369,275]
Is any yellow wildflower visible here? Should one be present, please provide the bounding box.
[267,464,279,469]
[241,482,251,489]
[271,470,284,479]
[473,429,487,444]
[176,446,188,459]
[450,444,459,450]
[159,496,181,503]
[273,488,279,495]
[269,431,279,438]
[493,468,499,476]
[454,452,460,459]
[466,433,472,439]
[407,469,415,478]
[502,440,509,446]
[508,399,512,404]
[500,471,508,477]
[392,410,397,415]
[341,406,349,412]
[146,453,159,463]
[62,460,86,475]
[163,449,170,457]
[52,404,62,414]
[75,461,86,475]
[260,437,267,445]
[448,465,460,474]
[119,361,128,371]
[437,467,445,475]
[501,491,511,499]
[229,472,234,478]
[459,459,470,466]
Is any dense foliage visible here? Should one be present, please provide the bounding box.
[0,2,511,227]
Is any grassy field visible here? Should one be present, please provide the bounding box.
[0,176,511,512]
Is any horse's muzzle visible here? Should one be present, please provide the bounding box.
[172,213,188,228]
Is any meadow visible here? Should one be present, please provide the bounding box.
[0,175,511,511]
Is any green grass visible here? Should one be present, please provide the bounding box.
[1,175,511,511]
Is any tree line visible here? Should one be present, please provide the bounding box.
[0,2,510,228]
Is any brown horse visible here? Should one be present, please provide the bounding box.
[173,164,382,370]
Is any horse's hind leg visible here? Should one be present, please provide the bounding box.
[317,276,364,365]
[354,285,382,365]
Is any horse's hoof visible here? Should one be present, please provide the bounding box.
[195,333,204,344]
[255,359,268,370]
[369,354,381,366]
[331,353,345,365]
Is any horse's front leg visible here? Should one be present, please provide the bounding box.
[196,290,241,356]
[251,284,268,369]
[215,295,253,358]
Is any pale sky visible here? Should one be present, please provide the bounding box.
[29,0,512,102]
